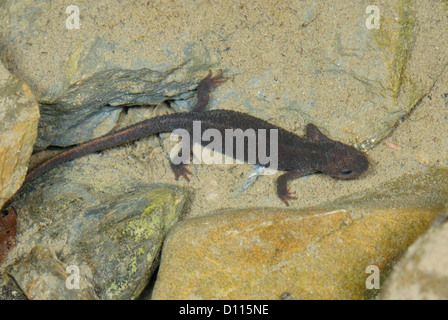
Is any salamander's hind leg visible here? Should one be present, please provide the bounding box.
[168,131,194,182]
[191,70,227,112]
[170,161,193,182]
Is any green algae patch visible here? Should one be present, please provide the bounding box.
[93,186,189,300]
[390,0,416,99]
[373,0,422,107]
[12,181,190,300]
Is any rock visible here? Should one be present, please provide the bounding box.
[0,61,39,209]
[9,177,190,299]
[7,245,98,300]
[151,207,439,300]
[151,167,448,299]
[381,212,448,299]
[35,67,203,148]
[0,271,27,300]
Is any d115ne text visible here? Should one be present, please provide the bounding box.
[222,304,268,315]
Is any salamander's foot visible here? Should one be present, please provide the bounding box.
[170,162,193,182]
[278,189,297,206]
[276,170,310,206]
[191,70,227,112]
[205,70,227,88]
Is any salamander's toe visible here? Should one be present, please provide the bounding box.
[209,70,227,87]
[171,163,193,182]
[279,189,297,206]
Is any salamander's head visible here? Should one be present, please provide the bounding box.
[319,142,369,179]
[305,123,369,179]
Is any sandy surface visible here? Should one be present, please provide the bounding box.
[5,0,448,218]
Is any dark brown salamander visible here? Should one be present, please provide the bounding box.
[1,70,369,214]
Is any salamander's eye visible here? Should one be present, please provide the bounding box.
[341,170,353,175]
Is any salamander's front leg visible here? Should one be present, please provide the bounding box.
[191,70,227,112]
[276,169,314,206]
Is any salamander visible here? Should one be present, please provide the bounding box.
[0,70,369,213]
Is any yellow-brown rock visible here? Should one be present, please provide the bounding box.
[152,207,440,300]
[0,62,39,209]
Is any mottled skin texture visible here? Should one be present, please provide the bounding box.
[1,70,369,215]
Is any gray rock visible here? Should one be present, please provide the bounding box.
[7,245,98,300]
[36,66,204,148]
[381,212,448,300]
[10,175,191,299]
[0,271,27,300]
